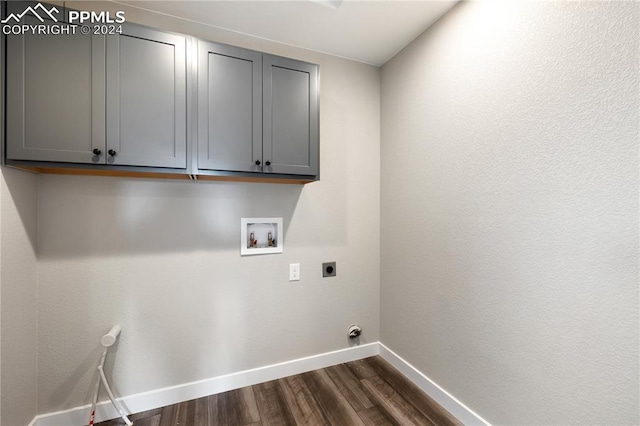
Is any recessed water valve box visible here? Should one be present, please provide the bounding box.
[322,262,336,277]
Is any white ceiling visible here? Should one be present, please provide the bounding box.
[113,1,458,66]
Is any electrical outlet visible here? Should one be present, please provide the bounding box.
[289,263,300,281]
[322,262,336,277]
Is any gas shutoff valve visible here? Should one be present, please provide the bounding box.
[348,325,362,339]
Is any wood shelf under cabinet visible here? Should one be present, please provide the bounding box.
[7,164,316,185]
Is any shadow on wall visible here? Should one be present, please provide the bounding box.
[49,343,104,409]
[2,167,37,253]
[36,175,305,259]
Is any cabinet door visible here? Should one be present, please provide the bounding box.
[106,25,187,168]
[6,4,105,164]
[263,56,319,176]
[197,41,262,173]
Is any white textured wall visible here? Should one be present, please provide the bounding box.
[380,2,639,424]
[0,168,39,426]
[36,2,380,415]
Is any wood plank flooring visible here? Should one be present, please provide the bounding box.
[97,356,461,426]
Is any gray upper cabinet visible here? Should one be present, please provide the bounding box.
[106,25,187,168]
[263,55,319,176]
[197,45,319,177]
[197,41,262,173]
[4,3,318,182]
[6,3,105,164]
[6,15,187,169]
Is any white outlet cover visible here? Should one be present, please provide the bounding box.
[289,263,300,281]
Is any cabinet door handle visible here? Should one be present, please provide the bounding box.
[92,149,101,155]
[255,160,261,166]
[108,149,117,156]
[265,161,271,166]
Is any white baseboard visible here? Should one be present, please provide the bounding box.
[30,342,488,426]
[30,343,379,426]
[378,343,490,426]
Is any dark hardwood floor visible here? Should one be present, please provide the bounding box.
[97,356,462,426]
